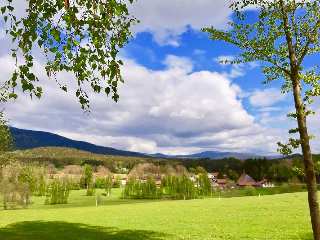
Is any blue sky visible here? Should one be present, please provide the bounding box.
[1,0,320,156]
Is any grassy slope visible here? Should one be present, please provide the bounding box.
[0,189,313,240]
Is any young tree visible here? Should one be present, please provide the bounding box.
[1,0,137,111]
[105,174,113,197]
[84,164,93,190]
[198,172,212,196]
[203,1,320,237]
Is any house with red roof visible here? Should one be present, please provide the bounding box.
[216,179,227,189]
[259,179,274,188]
[237,173,261,189]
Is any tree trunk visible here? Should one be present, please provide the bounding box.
[292,74,320,239]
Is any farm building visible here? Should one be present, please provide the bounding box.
[216,179,227,189]
[237,173,261,189]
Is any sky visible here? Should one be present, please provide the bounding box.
[0,0,320,156]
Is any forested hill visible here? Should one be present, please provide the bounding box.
[9,127,148,158]
[151,151,279,160]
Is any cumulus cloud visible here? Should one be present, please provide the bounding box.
[128,0,233,46]
[249,88,287,107]
[0,49,287,155]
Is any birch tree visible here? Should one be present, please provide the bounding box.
[203,0,320,238]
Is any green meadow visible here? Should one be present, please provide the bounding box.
[0,189,313,240]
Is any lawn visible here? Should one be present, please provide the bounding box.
[0,189,313,239]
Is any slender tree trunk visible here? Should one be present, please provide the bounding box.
[292,74,320,239]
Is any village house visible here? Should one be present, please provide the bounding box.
[259,179,274,188]
[216,179,227,189]
[237,173,261,189]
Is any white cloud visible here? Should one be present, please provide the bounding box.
[193,49,206,55]
[0,51,286,155]
[128,0,233,46]
[213,55,235,65]
[249,88,287,107]
[258,107,282,112]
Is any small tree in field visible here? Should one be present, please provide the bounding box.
[84,164,93,190]
[105,174,113,197]
[203,1,320,237]
[244,185,256,196]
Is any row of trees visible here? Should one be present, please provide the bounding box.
[0,162,116,209]
[123,171,215,200]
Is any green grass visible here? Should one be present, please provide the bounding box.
[0,189,314,239]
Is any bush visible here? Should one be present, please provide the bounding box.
[267,187,276,195]
[244,186,256,196]
[279,184,290,193]
[113,175,122,188]
[86,185,96,196]
[44,198,50,205]
[288,176,302,192]
[95,177,106,189]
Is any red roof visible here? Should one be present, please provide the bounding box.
[212,172,219,177]
[238,174,255,183]
[259,179,269,184]
[217,179,227,184]
[238,173,246,183]
[238,182,255,186]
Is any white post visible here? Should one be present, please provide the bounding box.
[259,194,260,199]
[96,199,98,207]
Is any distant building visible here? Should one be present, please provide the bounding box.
[237,173,261,189]
[259,179,274,188]
[216,179,227,189]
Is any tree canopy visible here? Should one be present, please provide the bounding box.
[1,0,137,111]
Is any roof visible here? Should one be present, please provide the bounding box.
[238,174,255,183]
[212,172,219,177]
[238,182,255,186]
[259,179,269,184]
[217,179,227,184]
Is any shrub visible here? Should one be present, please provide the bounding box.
[288,176,302,192]
[113,175,122,188]
[44,198,50,205]
[267,187,276,195]
[244,186,256,196]
[279,184,290,193]
[86,185,96,196]
[95,177,106,189]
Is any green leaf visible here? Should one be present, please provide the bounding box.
[1,6,6,14]
[105,87,110,96]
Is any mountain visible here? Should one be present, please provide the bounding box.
[151,151,281,160]
[9,127,148,158]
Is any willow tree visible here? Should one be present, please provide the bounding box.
[1,0,137,111]
[203,0,320,238]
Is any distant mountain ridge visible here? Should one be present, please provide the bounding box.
[9,127,288,160]
[9,127,148,157]
[150,151,282,160]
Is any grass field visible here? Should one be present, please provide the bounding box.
[0,189,314,239]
